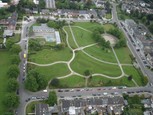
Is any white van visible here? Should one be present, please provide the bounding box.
[43,90,47,93]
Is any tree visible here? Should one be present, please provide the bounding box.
[36,74,48,90]
[11,55,20,65]
[6,39,14,50]
[3,93,19,109]
[47,91,57,106]
[29,39,42,51]
[7,65,19,78]
[55,42,65,50]
[9,44,21,54]
[148,23,153,34]
[128,75,133,81]
[84,70,91,76]
[50,78,59,87]
[7,78,19,92]
[25,75,39,92]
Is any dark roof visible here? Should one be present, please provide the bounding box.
[36,103,49,115]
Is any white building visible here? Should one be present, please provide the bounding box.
[33,0,39,4]
[0,0,8,8]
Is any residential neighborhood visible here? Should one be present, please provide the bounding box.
[0,0,153,115]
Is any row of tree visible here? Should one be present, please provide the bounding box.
[107,28,126,48]
[55,0,93,10]
[92,27,111,49]
[25,70,48,92]
[3,39,21,114]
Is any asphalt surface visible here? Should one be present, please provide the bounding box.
[16,4,153,115]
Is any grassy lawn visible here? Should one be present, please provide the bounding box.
[71,51,121,77]
[84,45,117,63]
[88,76,135,87]
[28,47,72,64]
[0,50,11,114]
[9,34,21,43]
[71,27,95,47]
[33,63,71,81]
[123,66,143,86]
[58,76,85,88]
[103,24,115,32]
[105,13,112,19]
[64,26,78,49]
[73,22,102,31]
[115,47,132,64]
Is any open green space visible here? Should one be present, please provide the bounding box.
[73,22,102,31]
[123,66,144,86]
[115,47,132,64]
[103,24,115,32]
[28,47,72,64]
[71,27,94,47]
[32,63,71,81]
[105,13,112,19]
[9,34,21,43]
[64,26,78,49]
[58,76,85,88]
[71,51,121,77]
[84,45,117,63]
[0,50,11,114]
[88,76,135,87]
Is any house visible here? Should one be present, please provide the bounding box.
[0,0,8,8]
[33,0,39,4]
[146,52,153,67]
[32,8,38,14]
[36,103,49,115]
[40,9,50,15]
[3,30,14,38]
[95,0,105,8]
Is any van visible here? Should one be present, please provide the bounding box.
[43,90,47,92]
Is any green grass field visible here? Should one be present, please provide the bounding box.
[58,76,85,88]
[33,63,71,81]
[84,45,117,63]
[73,22,102,31]
[123,66,143,86]
[103,24,115,32]
[64,26,78,49]
[9,34,21,43]
[28,47,72,64]
[0,50,11,114]
[71,27,94,47]
[115,47,132,64]
[71,51,121,77]
[88,76,135,87]
[105,13,112,19]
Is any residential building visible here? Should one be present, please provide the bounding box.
[0,0,8,8]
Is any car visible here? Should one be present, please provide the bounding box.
[16,89,19,95]
[72,96,76,98]
[60,96,64,98]
[92,94,96,96]
[103,92,107,95]
[36,97,41,99]
[77,95,81,97]
[65,90,69,92]
[76,89,80,91]
[41,96,45,99]
[31,96,36,100]
[112,87,117,89]
[25,98,30,102]
[70,89,74,92]
[43,90,47,93]
[97,88,101,91]
[58,89,63,92]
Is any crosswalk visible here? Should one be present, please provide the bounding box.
[45,0,56,9]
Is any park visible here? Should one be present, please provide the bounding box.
[26,21,148,90]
